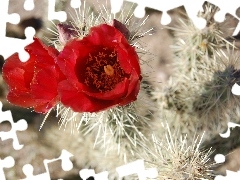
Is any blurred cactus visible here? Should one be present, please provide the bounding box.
[138,124,216,179]
[152,2,240,166]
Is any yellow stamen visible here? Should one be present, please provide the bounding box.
[104,65,114,76]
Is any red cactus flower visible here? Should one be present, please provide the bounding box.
[2,38,64,113]
[57,23,142,112]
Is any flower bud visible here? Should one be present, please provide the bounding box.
[112,19,130,40]
[57,23,78,45]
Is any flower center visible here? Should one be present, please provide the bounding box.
[104,65,114,76]
[84,47,128,92]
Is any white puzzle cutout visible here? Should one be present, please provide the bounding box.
[0,0,35,62]
[0,0,70,62]
[215,170,240,180]
[0,156,15,180]
[0,101,28,150]
[79,169,109,180]
[20,149,73,180]
[112,0,240,34]
[24,0,34,11]
[116,159,158,180]
[0,0,240,179]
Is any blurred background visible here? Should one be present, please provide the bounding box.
[0,0,240,179]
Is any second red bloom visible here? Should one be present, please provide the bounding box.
[2,38,64,113]
[57,24,142,112]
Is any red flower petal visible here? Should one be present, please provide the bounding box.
[2,53,34,91]
[25,38,59,71]
[31,67,58,100]
[119,76,141,106]
[116,43,141,76]
[125,46,141,77]
[86,24,123,46]
[33,96,59,113]
[7,90,36,108]
[2,38,61,113]
[58,80,118,112]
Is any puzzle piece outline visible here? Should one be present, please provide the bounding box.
[0,101,28,150]
[1,0,240,179]
[0,0,78,62]
[20,149,74,180]
[1,0,239,62]
[0,156,15,180]
[117,0,240,34]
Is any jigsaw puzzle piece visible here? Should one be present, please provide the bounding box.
[79,169,109,180]
[116,159,158,180]
[138,0,185,25]
[133,2,146,18]
[0,25,36,62]
[24,0,35,11]
[122,0,205,27]
[207,0,240,21]
[21,164,50,180]
[124,0,240,34]
[57,149,74,171]
[232,83,240,95]
[233,23,240,36]
[7,0,37,40]
[48,0,67,22]
[0,101,28,150]
[219,122,240,138]
[206,0,240,36]
[21,149,73,180]
[0,0,36,62]
[1,0,71,62]
[215,170,240,180]
[7,0,44,40]
[0,0,20,38]
[110,0,124,14]
[183,0,206,29]
[215,154,226,164]
[0,156,15,180]
[70,0,81,9]
[127,0,169,23]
